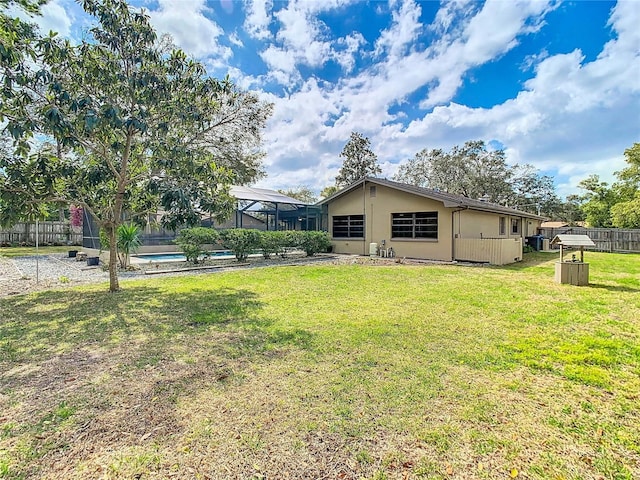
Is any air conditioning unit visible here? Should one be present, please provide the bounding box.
[369,242,378,256]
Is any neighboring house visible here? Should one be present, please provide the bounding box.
[541,221,569,228]
[318,177,545,265]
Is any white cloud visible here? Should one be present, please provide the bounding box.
[521,49,549,71]
[332,32,366,73]
[148,0,232,60]
[429,0,476,35]
[260,45,297,75]
[229,32,244,48]
[420,0,557,107]
[273,1,332,68]
[374,0,422,59]
[255,0,638,198]
[39,0,74,37]
[252,0,365,86]
[257,0,560,189]
[244,0,273,40]
[7,0,75,39]
[382,1,639,196]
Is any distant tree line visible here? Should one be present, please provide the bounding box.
[325,134,639,228]
[393,140,562,218]
[568,143,640,228]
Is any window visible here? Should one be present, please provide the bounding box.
[370,186,377,197]
[332,215,364,238]
[499,217,506,236]
[392,212,438,239]
[511,218,520,235]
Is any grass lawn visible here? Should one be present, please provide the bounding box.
[0,251,638,479]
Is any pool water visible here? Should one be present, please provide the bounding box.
[133,251,233,262]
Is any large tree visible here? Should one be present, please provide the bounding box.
[335,131,381,187]
[394,140,560,216]
[0,0,272,291]
[278,186,318,204]
[571,143,640,228]
[394,141,513,202]
[574,175,619,228]
[319,185,339,199]
[508,164,562,217]
[610,143,640,228]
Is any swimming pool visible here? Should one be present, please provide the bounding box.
[132,251,233,262]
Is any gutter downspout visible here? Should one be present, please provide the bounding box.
[451,207,468,262]
[363,179,367,255]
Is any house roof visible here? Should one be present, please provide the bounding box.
[318,177,546,220]
[541,221,569,228]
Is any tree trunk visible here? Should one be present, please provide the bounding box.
[107,225,120,292]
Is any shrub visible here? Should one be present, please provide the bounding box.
[116,223,142,268]
[298,231,331,256]
[176,227,219,263]
[259,230,281,259]
[275,230,301,258]
[99,223,143,268]
[221,229,261,262]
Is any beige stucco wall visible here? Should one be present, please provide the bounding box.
[327,180,543,262]
[328,182,454,261]
[455,209,542,239]
[523,218,542,237]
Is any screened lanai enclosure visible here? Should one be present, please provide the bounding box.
[219,186,322,231]
[82,185,325,249]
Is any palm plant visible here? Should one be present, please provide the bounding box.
[116,223,142,269]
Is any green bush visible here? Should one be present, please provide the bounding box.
[280,230,302,258]
[176,227,219,263]
[259,231,282,259]
[298,231,331,256]
[116,223,142,268]
[99,223,143,268]
[275,230,302,258]
[221,229,261,262]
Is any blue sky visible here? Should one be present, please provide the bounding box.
[23,0,640,198]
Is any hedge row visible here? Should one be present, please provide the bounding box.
[176,228,332,263]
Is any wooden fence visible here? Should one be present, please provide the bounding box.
[537,227,640,253]
[0,221,82,246]
[454,237,523,265]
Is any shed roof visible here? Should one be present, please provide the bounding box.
[550,234,596,247]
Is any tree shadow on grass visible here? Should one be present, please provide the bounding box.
[499,252,558,271]
[0,284,314,370]
[585,282,640,293]
[0,284,318,477]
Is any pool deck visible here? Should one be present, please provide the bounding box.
[130,252,257,264]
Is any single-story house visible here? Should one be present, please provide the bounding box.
[540,221,569,228]
[318,177,546,265]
